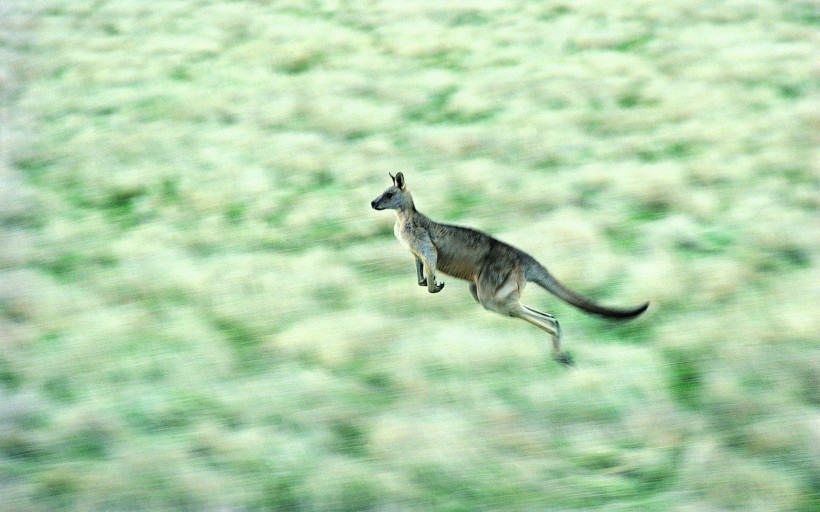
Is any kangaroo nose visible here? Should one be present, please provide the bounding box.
[370,200,378,209]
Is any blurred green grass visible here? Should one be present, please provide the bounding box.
[1,1,819,510]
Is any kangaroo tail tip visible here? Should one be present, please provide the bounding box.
[602,301,651,319]
[625,301,650,318]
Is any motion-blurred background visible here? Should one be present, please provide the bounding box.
[1,1,818,510]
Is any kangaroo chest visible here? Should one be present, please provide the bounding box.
[393,217,416,252]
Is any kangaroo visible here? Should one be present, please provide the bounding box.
[371,172,649,366]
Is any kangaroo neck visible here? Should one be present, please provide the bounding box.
[394,194,418,219]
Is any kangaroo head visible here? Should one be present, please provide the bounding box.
[371,172,412,211]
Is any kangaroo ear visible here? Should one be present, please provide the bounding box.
[389,172,396,185]
[395,172,406,190]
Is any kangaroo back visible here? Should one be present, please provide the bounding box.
[525,260,649,319]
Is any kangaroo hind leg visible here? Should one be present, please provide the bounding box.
[474,269,572,366]
[518,304,573,366]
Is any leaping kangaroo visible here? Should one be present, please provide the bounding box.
[371,172,649,366]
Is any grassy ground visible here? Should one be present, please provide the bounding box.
[2,0,818,510]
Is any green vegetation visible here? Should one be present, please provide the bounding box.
[2,0,818,510]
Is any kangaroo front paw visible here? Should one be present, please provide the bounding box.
[430,281,445,293]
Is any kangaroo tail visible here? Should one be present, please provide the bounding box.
[525,261,649,319]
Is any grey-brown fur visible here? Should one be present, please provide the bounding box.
[371,172,649,365]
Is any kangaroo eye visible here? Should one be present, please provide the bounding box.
[384,192,394,198]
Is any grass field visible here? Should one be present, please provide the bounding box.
[2,0,819,510]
